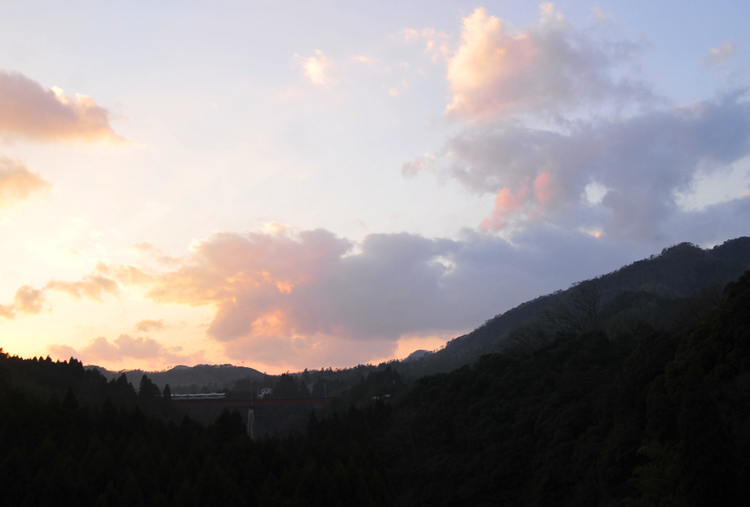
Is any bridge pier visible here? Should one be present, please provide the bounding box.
[247,409,255,439]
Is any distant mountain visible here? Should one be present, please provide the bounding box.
[87,363,266,390]
[403,237,750,376]
[403,350,432,362]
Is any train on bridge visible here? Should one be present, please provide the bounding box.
[170,393,226,401]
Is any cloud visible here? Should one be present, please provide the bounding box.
[260,221,290,235]
[703,41,736,67]
[294,50,336,85]
[77,336,120,362]
[0,273,119,319]
[591,4,616,23]
[445,5,653,122]
[0,156,50,206]
[112,334,163,359]
[48,334,198,367]
[410,93,750,241]
[45,274,119,301]
[0,70,121,143]
[400,28,421,44]
[351,55,378,64]
[400,4,750,245]
[130,241,182,266]
[135,319,167,332]
[94,224,656,367]
[13,286,45,315]
[398,27,451,63]
[0,304,14,319]
[660,195,750,246]
[0,285,46,319]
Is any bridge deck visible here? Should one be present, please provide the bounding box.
[172,397,341,408]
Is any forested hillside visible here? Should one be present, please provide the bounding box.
[351,268,750,505]
[0,354,391,506]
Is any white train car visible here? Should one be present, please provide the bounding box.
[171,393,226,401]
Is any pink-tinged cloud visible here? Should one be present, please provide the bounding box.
[0,285,46,320]
[445,5,652,122]
[447,8,537,120]
[0,156,50,206]
[96,224,683,368]
[135,319,167,332]
[113,334,163,359]
[48,334,200,369]
[0,273,119,320]
[13,286,45,315]
[0,304,14,319]
[98,229,463,365]
[480,173,559,231]
[533,172,556,206]
[0,70,121,143]
[45,274,119,301]
[481,185,527,231]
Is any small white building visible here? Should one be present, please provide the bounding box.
[258,387,273,399]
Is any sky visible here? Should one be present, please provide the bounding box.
[1,0,749,374]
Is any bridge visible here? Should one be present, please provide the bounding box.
[172,396,345,438]
[172,396,339,408]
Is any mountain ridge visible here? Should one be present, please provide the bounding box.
[375,236,750,377]
[87,362,266,390]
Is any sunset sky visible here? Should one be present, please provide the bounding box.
[1,0,749,374]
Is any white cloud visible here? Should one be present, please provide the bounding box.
[351,55,378,64]
[398,27,451,63]
[294,49,336,85]
[703,41,736,67]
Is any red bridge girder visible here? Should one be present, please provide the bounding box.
[172,397,344,408]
